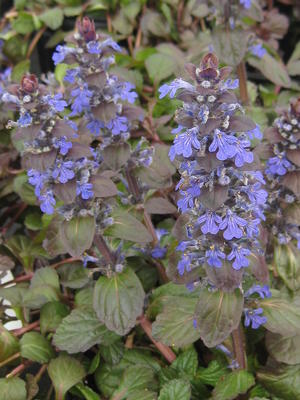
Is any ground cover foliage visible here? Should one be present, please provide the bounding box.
[0,0,300,399]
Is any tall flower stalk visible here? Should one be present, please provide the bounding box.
[159,53,270,334]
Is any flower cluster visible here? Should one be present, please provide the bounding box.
[265,98,300,247]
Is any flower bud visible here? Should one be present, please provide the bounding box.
[77,17,96,42]
[21,74,38,94]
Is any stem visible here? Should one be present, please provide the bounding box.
[35,363,48,383]
[94,234,116,265]
[236,62,249,105]
[26,26,46,59]
[143,210,158,246]
[125,167,142,202]
[12,321,40,337]
[6,362,28,378]
[138,315,176,363]
[0,352,20,368]
[231,324,247,370]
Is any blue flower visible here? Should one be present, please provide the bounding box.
[247,125,262,140]
[83,254,99,267]
[151,246,167,259]
[87,41,101,54]
[245,284,271,299]
[159,78,195,99]
[221,79,239,90]
[106,116,128,135]
[76,182,93,200]
[27,169,45,196]
[52,161,75,183]
[39,190,56,214]
[64,68,80,84]
[169,127,201,161]
[177,184,201,213]
[70,85,93,115]
[249,44,266,59]
[246,218,260,238]
[209,130,237,161]
[233,138,253,167]
[52,45,73,65]
[197,211,222,234]
[241,183,268,205]
[219,210,247,240]
[17,112,32,127]
[266,155,291,176]
[119,82,138,104]
[240,0,251,9]
[87,119,104,136]
[244,308,267,329]
[227,246,251,270]
[178,254,192,275]
[53,136,72,156]
[47,93,68,112]
[206,246,226,268]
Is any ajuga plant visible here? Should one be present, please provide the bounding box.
[265,97,300,288]
[159,53,271,349]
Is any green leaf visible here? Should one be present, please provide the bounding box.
[0,325,20,362]
[194,288,244,347]
[55,63,69,85]
[100,340,124,366]
[287,42,300,76]
[13,174,36,205]
[212,371,255,400]
[23,285,59,308]
[145,53,176,84]
[20,332,55,363]
[53,307,119,353]
[12,12,35,34]
[266,331,300,365]
[248,53,291,88]
[0,284,28,307]
[39,7,64,30]
[31,267,60,290]
[94,363,123,397]
[106,209,152,244]
[48,354,86,400]
[112,365,157,399]
[6,235,45,270]
[158,379,191,400]
[40,301,70,334]
[60,215,95,257]
[119,349,161,373]
[212,27,248,66]
[196,360,228,387]
[152,297,201,347]
[261,290,300,337]
[73,383,101,400]
[274,244,300,291]
[24,212,43,231]
[0,377,27,400]
[11,60,30,82]
[58,262,89,289]
[145,197,177,214]
[172,347,198,376]
[127,390,157,400]
[257,364,300,400]
[93,268,145,335]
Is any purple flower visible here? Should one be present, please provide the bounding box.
[52,45,73,65]
[87,41,101,54]
[241,183,268,205]
[169,127,201,161]
[39,190,56,214]
[119,82,138,104]
[70,85,93,115]
[245,284,271,299]
[52,161,75,183]
[249,44,266,59]
[209,130,237,161]
[17,112,32,127]
[219,210,247,240]
[244,308,267,329]
[233,138,253,167]
[221,79,239,90]
[197,211,222,235]
[247,125,262,140]
[240,0,251,9]
[102,38,122,52]
[53,136,72,155]
[76,182,93,200]
[28,169,45,196]
[46,93,67,112]
[206,246,226,267]
[227,246,251,270]
[266,155,291,176]
[177,241,189,252]
[246,218,260,238]
[64,68,80,83]
[83,254,99,267]
[177,184,201,213]
[87,119,104,136]
[106,116,128,135]
[159,78,195,99]
[151,246,167,259]
[178,254,192,275]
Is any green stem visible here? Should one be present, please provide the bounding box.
[0,352,20,368]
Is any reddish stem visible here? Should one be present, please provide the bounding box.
[138,315,176,363]
[6,362,29,378]
[237,62,249,105]
[12,321,40,337]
